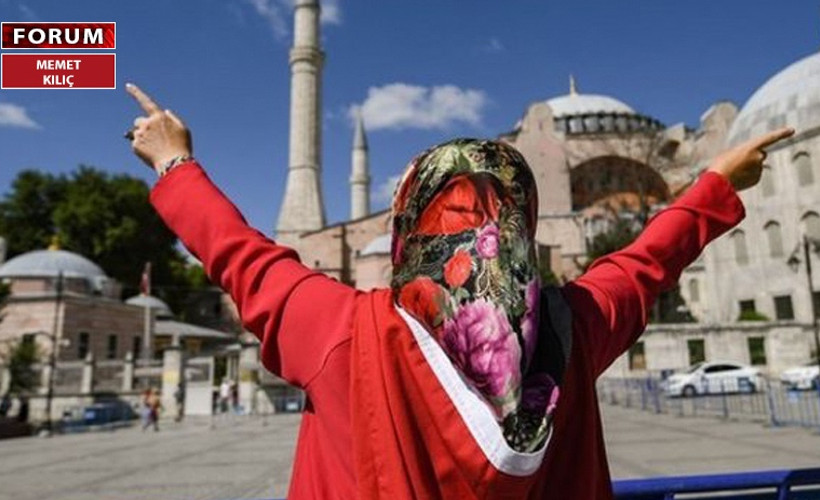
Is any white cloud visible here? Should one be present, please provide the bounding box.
[246,0,289,39]
[350,83,488,131]
[18,3,37,21]
[374,174,402,204]
[244,0,340,39]
[0,103,40,129]
[320,0,341,24]
[484,37,504,54]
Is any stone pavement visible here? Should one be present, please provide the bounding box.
[1,406,819,500]
[0,415,301,500]
[602,404,820,478]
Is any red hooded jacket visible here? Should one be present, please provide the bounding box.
[150,162,743,499]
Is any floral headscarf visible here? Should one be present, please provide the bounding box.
[391,138,560,452]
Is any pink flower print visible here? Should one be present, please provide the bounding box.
[442,299,520,400]
[547,385,560,415]
[476,224,499,259]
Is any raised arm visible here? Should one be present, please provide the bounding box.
[563,128,795,377]
[126,84,357,388]
[150,164,357,387]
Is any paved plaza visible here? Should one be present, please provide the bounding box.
[1,406,820,500]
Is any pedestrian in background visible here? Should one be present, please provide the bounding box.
[147,388,161,431]
[218,378,231,414]
[140,388,151,431]
[230,380,239,414]
[174,383,185,422]
[141,388,161,432]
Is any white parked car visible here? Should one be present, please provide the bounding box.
[780,362,820,391]
[664,361,763,397]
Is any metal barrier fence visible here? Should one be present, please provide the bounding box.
[613,468,820,500]
[262,468,820,500]
[598,377,820,430]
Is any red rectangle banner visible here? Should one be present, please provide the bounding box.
[1,22,115,49]
[2,54,116,89]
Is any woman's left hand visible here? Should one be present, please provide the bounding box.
[707,127,794,191]
[126,83,192,173]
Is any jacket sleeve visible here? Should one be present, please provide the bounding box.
[150,161,357,389]
[561,171,745,377]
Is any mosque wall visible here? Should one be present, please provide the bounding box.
[702,130,820,325]
[0,296,144,362]
[295,210,391,286]
[691,102,738,165]
[508,102,573,215]
[62,299,144,361]
[535,217,585,279]
[602,322,815,378]
[355,254,392,291]
[0,300,58,358]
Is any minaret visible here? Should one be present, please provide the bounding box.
[276,0,325,243]
[350,111,370,220]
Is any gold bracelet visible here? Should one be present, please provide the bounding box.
[157,155,193,177]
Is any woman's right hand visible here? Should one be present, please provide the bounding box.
[126,83,192,173]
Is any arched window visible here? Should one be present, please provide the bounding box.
[765,221,784,258]
[688,278,700,303]
[760,165,775,197]
[795,152,814,186]
[802,212,820,241]
[731,230,749,265]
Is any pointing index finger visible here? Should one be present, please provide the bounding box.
[750,127,795,150]
[126,83,162,115]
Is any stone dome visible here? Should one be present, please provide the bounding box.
[546,93,635,118]
[0,249,106,280]
[728,51,820,146]
[125,294,173,318]
[546,76,662,135]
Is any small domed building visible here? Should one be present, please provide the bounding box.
[0,245,233,363]
[0,245,138,362]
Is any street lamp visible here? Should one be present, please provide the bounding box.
[787,235,820,371]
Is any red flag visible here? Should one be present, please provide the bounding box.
[140,262,152,296]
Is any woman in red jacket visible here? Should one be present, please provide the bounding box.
[126,83,792,499]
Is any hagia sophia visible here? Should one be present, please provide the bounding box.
[276,0,820,375]
[1,0,819,379]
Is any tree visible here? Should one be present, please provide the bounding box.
[0,170,66,255]
[584,215,641,269]
[0,166,208,313]
[4,340,39,394]
[583,211,694,323]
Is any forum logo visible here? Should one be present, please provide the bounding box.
[1,22,116,89]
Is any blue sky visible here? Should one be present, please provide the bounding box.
[0,0,818,235]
